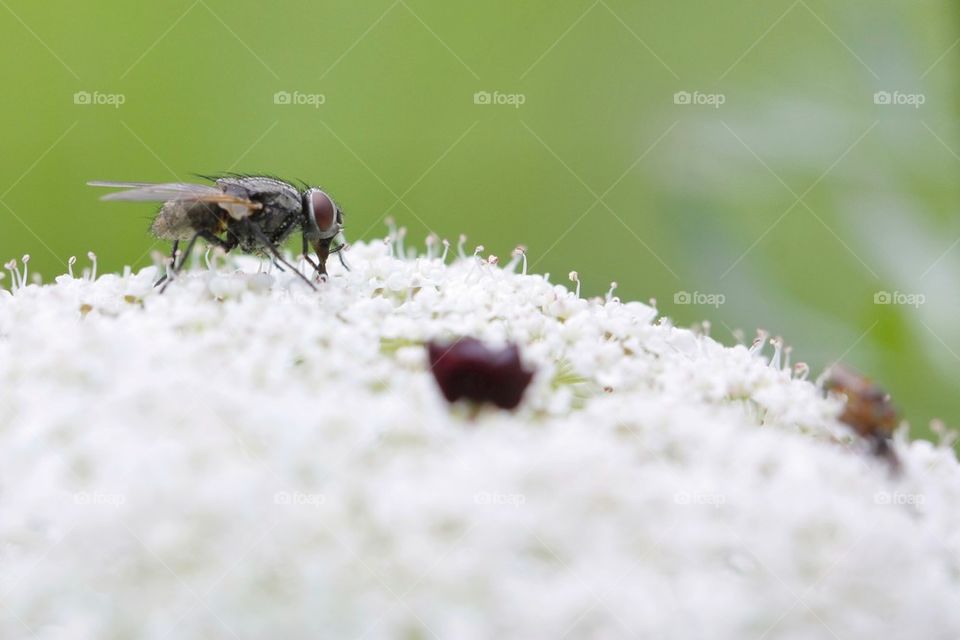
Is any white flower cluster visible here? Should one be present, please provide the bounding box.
[0,242,958,639]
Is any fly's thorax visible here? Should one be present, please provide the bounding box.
[216,176,301,215]
[215,176,304,247]
[248,205,303,246]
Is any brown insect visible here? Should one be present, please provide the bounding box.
[427,338,534,410]
[824,364,900,470]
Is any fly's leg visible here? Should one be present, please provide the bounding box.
[301,234,325,279]
[159,234,201,293]
[265,218,297,274]
[154,239,179,287]
[247,221,317,291]
[198,231,235,254]
[159,231,233,293]
[331,236,350,271]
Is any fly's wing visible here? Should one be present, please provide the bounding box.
[88,181,262,220]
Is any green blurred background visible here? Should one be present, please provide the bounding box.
[1,1,958,441]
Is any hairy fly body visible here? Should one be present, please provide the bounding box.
[89,175,347,291]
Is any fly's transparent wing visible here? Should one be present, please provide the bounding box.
[88,181,262,219]
[90,181,223,201]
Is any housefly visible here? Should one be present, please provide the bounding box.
[89,175,347,291]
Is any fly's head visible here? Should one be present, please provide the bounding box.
[302,188,344,266]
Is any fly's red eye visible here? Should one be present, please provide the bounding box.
[309,190,336,233]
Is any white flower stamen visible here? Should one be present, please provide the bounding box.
[569,271,580,298]
[4,259,21,291]
[605,281,618,303]
[749,329,769,356]
[506,245,527,275]
[769,336,784,369]
[396,227,407,259]
[86,251,98,281]
[930,419,957,448]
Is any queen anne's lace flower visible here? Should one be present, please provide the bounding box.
[0,242,958,639]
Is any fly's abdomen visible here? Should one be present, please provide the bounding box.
[151,201,227,240]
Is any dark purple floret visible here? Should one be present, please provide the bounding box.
[427,338,534,410]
